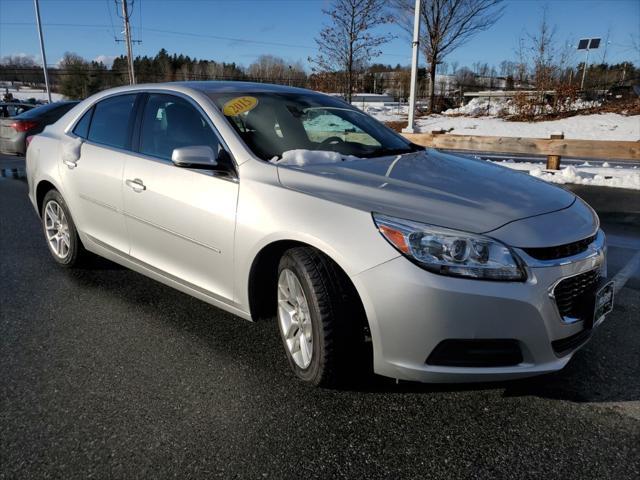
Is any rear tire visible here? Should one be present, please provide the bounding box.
[41,190,86,267]
[276,247,366,387]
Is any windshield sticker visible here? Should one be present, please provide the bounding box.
[223,96,258,116]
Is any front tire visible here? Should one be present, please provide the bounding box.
[41,190,86,267]
[276,247,366,387]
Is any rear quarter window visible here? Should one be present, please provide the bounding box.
[72,108,93,138]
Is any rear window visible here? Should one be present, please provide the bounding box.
[16,102,77,119]
[87,94,137,149]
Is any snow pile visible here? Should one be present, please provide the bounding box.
[1,86,64,102]
[443,97,510,116]
[352,102,409,122]
[61,137,83,163]
[493,160,640,190]
[271,149,358,167]
[442,97,601,117]
[415,113,640,141]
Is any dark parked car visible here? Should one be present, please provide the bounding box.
[605,85,640,102]
[0,101,78,155]
[0,102,34,118]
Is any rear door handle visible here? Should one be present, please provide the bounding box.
[125,178,146,192]
[63,159,77,169]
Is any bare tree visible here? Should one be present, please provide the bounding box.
[528,6,556,91]
[248,55,306,85]
[392,0,504,112]
[310,0,394,101]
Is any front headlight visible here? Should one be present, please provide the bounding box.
[373,213,526,281]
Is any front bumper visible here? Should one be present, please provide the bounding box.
[353,230,607,383]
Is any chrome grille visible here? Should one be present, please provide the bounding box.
[553,269,600,320]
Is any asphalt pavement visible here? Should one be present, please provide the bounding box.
[1,155,639,479]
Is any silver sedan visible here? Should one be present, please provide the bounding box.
[25,82,614,386]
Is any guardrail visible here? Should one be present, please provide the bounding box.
[401,131,640,167]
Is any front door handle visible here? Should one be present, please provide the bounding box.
[63,159,77,169]
[125,178,146,192]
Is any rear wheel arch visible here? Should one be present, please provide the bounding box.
[36,180,58,217]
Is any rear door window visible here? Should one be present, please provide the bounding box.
[87,94,137,150]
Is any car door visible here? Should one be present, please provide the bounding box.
[59,93,138,254]
[122,93,238,302]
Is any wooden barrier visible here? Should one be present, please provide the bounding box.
[401,132,640,162]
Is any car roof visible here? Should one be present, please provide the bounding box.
[138,80,317,96]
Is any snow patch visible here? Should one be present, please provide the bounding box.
[496,161,640,190]
[441,97,601,117]
[1,85,64,102]
[271,149,358,166]
[61,137,83,163]
[414,113,640,141]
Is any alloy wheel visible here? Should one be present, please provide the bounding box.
[44,200,71,259]
[277,268,314,369]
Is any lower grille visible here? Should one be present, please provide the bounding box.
[553,269,600,322]
[426,339,523,367]
[551,329,592,356]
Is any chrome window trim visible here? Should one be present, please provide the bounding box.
[119,148,238,183]
[63,91,138,145]
[63,89,239,182]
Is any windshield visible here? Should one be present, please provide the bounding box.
[208,92,420,161]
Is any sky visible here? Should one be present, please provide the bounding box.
[0,0,638,72]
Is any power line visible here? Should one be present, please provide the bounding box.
[105,0,118,41]
[0,21,409,58]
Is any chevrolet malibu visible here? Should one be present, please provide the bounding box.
[26,82,614,386]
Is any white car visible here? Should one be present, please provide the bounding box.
[26,82,614,386]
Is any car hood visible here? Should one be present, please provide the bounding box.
[276,149,578,236]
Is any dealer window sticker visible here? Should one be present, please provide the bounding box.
[223,96,259,116]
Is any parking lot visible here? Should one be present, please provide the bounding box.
[1,154,639,479]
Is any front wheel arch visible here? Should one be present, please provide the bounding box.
[248,241,369,330]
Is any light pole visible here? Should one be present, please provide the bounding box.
[402,0,421,134]
[33,0,52,103]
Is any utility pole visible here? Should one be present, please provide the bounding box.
[402,0,421,134]
[33,0,52,103]
[119,0,136,84]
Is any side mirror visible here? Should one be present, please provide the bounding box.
[171,145,218,169]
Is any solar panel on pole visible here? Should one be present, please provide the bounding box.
[578,37,602,89]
